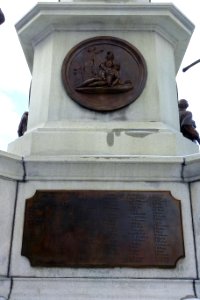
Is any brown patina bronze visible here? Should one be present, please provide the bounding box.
[21,190,184,268]
[178,99,200,144]
[62,36,147,111]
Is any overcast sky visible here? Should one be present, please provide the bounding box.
[0,0,200,152]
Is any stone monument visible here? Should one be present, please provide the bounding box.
[1,0,200,299]
[7,0,198,156]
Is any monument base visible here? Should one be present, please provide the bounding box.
[1,152,200,300]
[8,122,199,157]
[2,278,197,300]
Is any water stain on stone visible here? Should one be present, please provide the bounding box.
[125,132,151,138]
[107,132,115,146]
[125,129,159,138]
[107,129,124,146]
[107,129,158,146]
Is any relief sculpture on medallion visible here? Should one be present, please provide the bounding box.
[75,49,133,94]
[62,36,147,111]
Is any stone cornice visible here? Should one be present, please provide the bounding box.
[2,150,200,182]
[15,3,194,73]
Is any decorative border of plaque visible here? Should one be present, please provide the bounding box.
[21,190,184,268]
[62,36,147,111]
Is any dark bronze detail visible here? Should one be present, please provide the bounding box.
[183,59,200,72]
[21,190,184,268]
[62,36,147,111]
[0,9,5,25]
[178,99,200,144]
[17,111,29,137]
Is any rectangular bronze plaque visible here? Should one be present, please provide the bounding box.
[21,190,184,267]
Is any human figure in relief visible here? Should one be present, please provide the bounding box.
[98,51,120,87]
[76,51,133,93]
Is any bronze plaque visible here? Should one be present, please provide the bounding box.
[62,36,147,111]
[21,190,184,268]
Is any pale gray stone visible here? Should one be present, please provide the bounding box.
[9,278,195,300]
[7,3,198,157]
[0,177,18,276]
[0,151,23,180]
[0,278,11,300]
[183,154,200,182]
[190,183,200,279]
[23,155,184,181]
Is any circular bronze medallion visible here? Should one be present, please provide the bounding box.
[62,36,147,112]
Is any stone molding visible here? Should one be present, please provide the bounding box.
[2,151,200,182]
[15,3,194,72]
